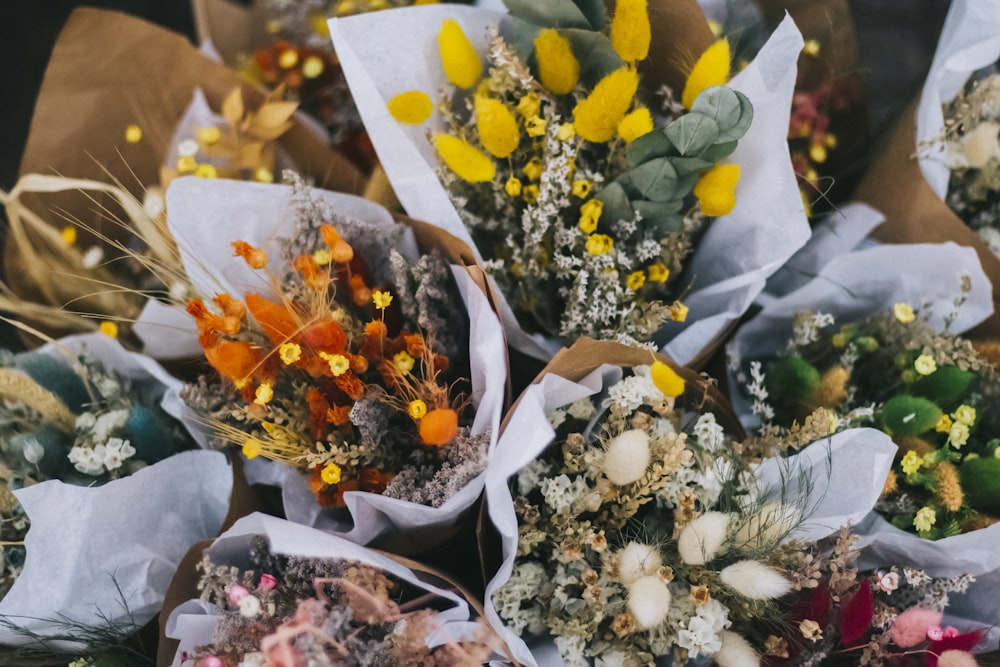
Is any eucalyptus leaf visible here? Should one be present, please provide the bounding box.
[628,131,675,167]
[668,155,716,176]
[664,113,720,156]
[632,200,684,233]
[504,16,543,65]
[699,140,739,163]
[595,181,633,225]
[572,0,606,30]
[692,86,753,143]
[562,29,624,85]
[622,157,680,203]
[503,0,593,29]
[675,172,701,196]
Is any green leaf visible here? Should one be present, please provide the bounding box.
[691,86,752,143]
[503,0,593,29]
[632,201,684,233]
[622,157,680,203]
[628,131,675,167]
[699,140,739,163]
[504,17,543,65]
[572,0,606,30]
[663,113,720,156]
[595,181,633,225]
[912,365,976,406]
[668,155,716,176]
[562,29,624,85]
[961,457,1000,513]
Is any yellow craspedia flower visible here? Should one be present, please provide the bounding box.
[610,0,650,63]
[394,350,415,375]
[125,124,143,143]
[475,96,520,158]
[60,226,77,246]
[651,360,685,397]
[585,233,614,256]
[669,302,689,322]
[372,289,393,310]
[626,271,645,290]
[517,93,540,119]
[534,28,579,95]
[254,383,274,406]
[573,67,640,143]
[99,321,119,338]
[434,134,495,183]
[320,352,351,376]
[505,176,523,197]
[321,462,342,485]
[900,449,923,475]
[242,439,263,460]
[279,342,302,365]
[914,354,937,376]
[682,39,731,109]
[388,90,434,124]
[893,303,915,323]
[439,18,481,89]
[618,107,654,143]
[409,399,428,419]
[647,263,669,283]
[694,163,740,216]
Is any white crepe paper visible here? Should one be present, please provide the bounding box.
[138,176,507,550]
[481,364,894,667]
[329,6,810,365]
[0,333,231,649]
[915,0,1000,197]
[165,512,485,666]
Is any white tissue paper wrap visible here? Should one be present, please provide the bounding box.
[916,0,1000,198]
[481,364,893,667]
[165,512,483,666]
[137,176,506,550]
[726,240,1000,647]
[0,333,231,649]
[328,5,810,365]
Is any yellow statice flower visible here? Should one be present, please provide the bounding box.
[523,157,543,182]
[936,414,953,434]
[585,233,614,256]
[242,438,263,459]
[320,352,351,376]
[195,164,218,179]
[321,462,342,485]
[646,263,669,283]
[693,163,740,216]
[387,90,434,124]
[573,67,639,143]
[610,0,650,63]
[669,302,689,322]
[682,39,731,109]
[556,123,577,141]
[197,126,221,145]
[534,28,579,95]
[900,450,923,475]
[893,303,915,323]
[579,199,603,232]
[438,18,481,89]
[523,184,540,203]
[949,421,970,448]
[394,350,416,375]
[626,271,645,290]
[802,39,821,57]
[651,360,685,397]
[434,134,495,182]
[525,116,547,137]
[618,107,653,143]
[279,342,302,365]
[475,96,520,158]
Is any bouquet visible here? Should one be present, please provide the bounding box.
[482,339,896,666]
[0,332,232,650]
[330,0,810,365]
[160,174,505,546]
[164,512,500,666]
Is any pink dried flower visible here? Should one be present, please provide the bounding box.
[259,573,278,590]
[876,571,899,593]
[227,584,249,606]
[888,607,943,648]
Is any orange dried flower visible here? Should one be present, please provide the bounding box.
[204,340,268,387]
[419,408,459,446]
[404,333,426,357]
[293,254,329,290]
[306,387,333,440]
[245,294,301,346]
[327,404,353,426]
[334,373,365,400]
[349,274,372,306]
[231,241,268,269]
[187,298,230,337]
[320,223,355,263]
[301,319,347,354]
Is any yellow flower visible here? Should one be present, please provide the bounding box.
[585,233,614,256]
[372,289,393,310]
[893,303,915,323]
[647,263,669,283]
[394,350,415,375]
[523,184,540,203]
[312,248,333,266]
[831,332,849,349]
[523,157,543,182]
[534,28,579,95]
[242,439,262,459]
[669,302,689,322]
[809,143,828,164]
[255,167,274,183]
[617,107,654,143]
[572,180,592,198]
[694,163,740,216]
[278,48,298,69]
[321,462,342,485]
[60,226,77,246]
[195,164,218,179]
[99,321,119,338]
[434,134,495,183]
[302,55,324,79]
[525,116,547,137]
[824,133,838,148]
[579,199,603,232]
[320,352,351,376]
[802,39,821,57]
[279,342,302,365]
[254,383,274,406]
[505,176,523,197]
[579,213,598,234]
[900,449,923,475]
[952,404,976,426]
[573,67,639,143]
[388,90,434,124]
[682,39,731,109]
[516,93,540,119]
[913,506,937,533]
[949,421,970,448]
[438,18,481,89]
[556,123,577,141]
[610,0,650,63]
[125,124,143,143]
[177,155,197,173]
[409,399,428,419]
[651,360,685,397]
[626,271,645,290]
[196,126,221,145]
[936,414,953,434]
[913,354,937,376]
[475,96,520,158]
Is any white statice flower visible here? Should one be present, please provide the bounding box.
[494,561,548,636]
[566,397,596,421]
[547,407,569,429]
[790,311,835,348]
[101,437,136,471]
[68,445,106,476]
[692,413,725,452]
[540,474,589,514]
[553,633,589,667]
[516,459,553,496]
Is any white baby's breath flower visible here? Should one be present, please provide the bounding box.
[678,511,729,565]
[516,459,552,496]
[566,397,596,420]
[719,561,792,600]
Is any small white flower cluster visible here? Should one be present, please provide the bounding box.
[67,437,136,476]
[790,310,835,348]
[604,366,659,414]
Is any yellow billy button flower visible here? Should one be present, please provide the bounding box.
[321,462,342,485]
[534,28,579,95]
[572,179,592,198]
[394,350,416,375]
[913,354,937,376]
[60,226,77,246]
[525,116,547,137]
[618,107,654,143]
[242,438,263,459]
[320,352,351,376]
[610,0,650,63]
[475,96,520,158]
[900,450,923,475]
[438,18,481,89]
[894,302,915,323]
[523,157,543,182]
[372,289,393,310]
[669,302,689,322]
[953,404,976,426]
[651,360,685,397]
[626,271,645,291]
[254,383,274,406]
[505,176,523,197]
[387,90,434,124]
[694,163,740,216]
[647,263,669,283]
[434,134,495,182]
[586,233,614,256]
[516,93,540,119]
[682,39,731,109]
[573,67,640,143]
[408,399,428,419]
[279,342,302,365]
[913,506,936,533]
[124,124,143,143]
[99,321,119,338]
